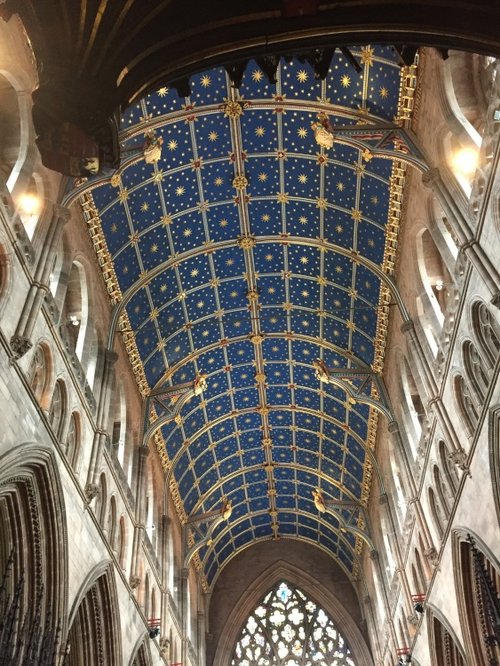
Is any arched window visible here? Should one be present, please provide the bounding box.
[471,301,500,369]
[48,379,67,439]
[118,516,127,569]
[95,472,107,527]
[414,547,428,594]
[28,343,52,409]
[107,495,118,552]
[428,486,446,540]
[66,411,81,470]
[416,228,454,335]
[433,465,452,520]
[231,581,357,665]
[61,261,88,360]
[438,440,459,498]
[455,534,500,666]
[400,356,426,457]
[463,339,489,404]
[453,375,479,436]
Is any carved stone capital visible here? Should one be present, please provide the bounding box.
[105,349,119,366]
[84,482,99,502]
[448,446,468,471]
[421,167,441,189]
[369,549,379,561]
[490,291,500,309]
[424,546,439,566]
[400,319,414,335]
[129,574,142,589]
[53,203,71,225]
[407,611,419,627]
[388,421,399,434]
[10,334,33,359]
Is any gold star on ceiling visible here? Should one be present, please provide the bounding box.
[258,172,267,182]
[297,69,308,83]
[252,69,264,82]
[298,174,308,184]
[176,185,186,195]
[150,243,158,253]
[219,218,228,227]
[351,208,362,222]
[277,192,289,204]
[157,87,168,96]
[200,74,211,87]
[261,213,270,222]
[371,195,379,204]
[379,86,389,98]
[299,216,308,225]
[168,139,178,151]
[255,126,265,137]
[208,131,218,141]
[141,202,149,212]
[336,182,345,191]
[297,127,308,138]
[214,176,224,186]
[341,74,351,88]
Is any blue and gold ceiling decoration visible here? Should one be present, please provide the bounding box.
[90,45,411,587]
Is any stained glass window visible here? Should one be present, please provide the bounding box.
[231,581,357,666]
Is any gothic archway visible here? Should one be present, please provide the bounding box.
[214,562,373,666]
[0,444,68,662]
[65,562,122,666]
[453,530,500,666]
[231,580,357,665]
[427,605,466,666]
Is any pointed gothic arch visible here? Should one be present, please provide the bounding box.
[427,604,467,666]
[0,443,68,660]
[213,561,373,666]
[129,636,153,665]
[66,561,122,666]
[452,529,500,666]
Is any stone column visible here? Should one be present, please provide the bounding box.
[180,566,189,666]
[388,424,438,569]
[369,550,398,652]
[401,319,465,461]
[85,349,118,497]
[379,493,411,609]
[11,203,71,358]
[130,446,150,581]
[422,168,500,306]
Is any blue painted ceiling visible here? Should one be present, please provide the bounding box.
[91,45,403,585]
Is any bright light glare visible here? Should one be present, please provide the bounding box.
[452,147,479,177]
[19,193,41,216]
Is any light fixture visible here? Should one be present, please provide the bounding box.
[435,279,444,291]
[68,314,80,326]
[18,192,42,216]
[451,146,479,177]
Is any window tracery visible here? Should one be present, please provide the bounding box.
[472,301,500,368]
[48,379,66,438]
[66,411,80,469]
[231,581,356,666]
[29,344,48,402]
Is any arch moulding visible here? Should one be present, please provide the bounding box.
[212,560,373,666]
